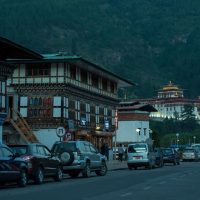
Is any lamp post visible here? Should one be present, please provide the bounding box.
[136,128,141,142]
[149,129,153,139]
[193,136,196,144]
[176,133,179,148]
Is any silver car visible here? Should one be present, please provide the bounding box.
[51,141,107,178]
[182,148,198,162]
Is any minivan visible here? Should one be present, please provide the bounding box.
[127,142,156,170]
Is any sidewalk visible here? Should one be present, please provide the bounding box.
[106,159,127,171]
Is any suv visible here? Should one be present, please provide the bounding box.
[8,143,63,184]
[51,141,107,178]
[162,148,180,165]
[0,144,28,187]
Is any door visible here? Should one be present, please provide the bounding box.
[0,147,20,182]
[89,143,101,168]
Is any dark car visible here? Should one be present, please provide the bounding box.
[0,143,28,187]
[8,143,63,184]
[161,148,180,165]
[51,140,107,178]
[154,148,164,167]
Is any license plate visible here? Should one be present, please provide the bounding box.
[134,156,142,159]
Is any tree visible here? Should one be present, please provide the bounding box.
[180,104,199,131]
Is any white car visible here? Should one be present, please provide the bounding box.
[127,142,156,170]
[182,148,198,161]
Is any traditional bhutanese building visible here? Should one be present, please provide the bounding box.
[0,36,42,143]
[5,52,134,149]
[135,81,200,121]
[116,101,157,145]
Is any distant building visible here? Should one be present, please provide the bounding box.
[135,81,200,121]
[116,101,157,145]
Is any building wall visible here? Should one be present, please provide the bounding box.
[34,128,58,149]
[116,120,149,143]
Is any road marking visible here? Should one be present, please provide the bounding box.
[144,186,152,190]
[121,192,132,197]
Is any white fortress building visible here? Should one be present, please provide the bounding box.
[135,81,200,121]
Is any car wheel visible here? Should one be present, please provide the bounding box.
[82,162,91,178]
[18,169,28,187]
[148,161,153,169]
[128,165,133,170]
[35,167,44,184]
[95,161,107,176]
[54,166,63,182]
[69,171,80,178]
[59,150,74,166]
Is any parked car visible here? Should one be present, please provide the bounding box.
[154,148,164,167]
[182,147,198,162]
[127,142,156,170]
[161,148,180,165]
[191,144,200,160]
[8,143,63,184]
[0,143,28,187]
[51,140,107,178]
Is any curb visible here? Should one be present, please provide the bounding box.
[108,167,127,171]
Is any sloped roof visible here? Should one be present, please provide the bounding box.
[0,36,42,60]
[8,52,135,88]
[118,101,157,112]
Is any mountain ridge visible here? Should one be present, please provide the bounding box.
[1,0,200,98]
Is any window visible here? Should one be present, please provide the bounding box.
[26,63,50,76]
[80,69,88,84]
[75,100,80,121]
[28,97,52,118]
[92,74,99,88]
[95,106,99,124]
[2,147,13,157]
[37,146,45,155]
[0,81,6,112]
[53,96,62,118]
[70,64,76,80]
[110,82,115,93]
[102,78,108,91]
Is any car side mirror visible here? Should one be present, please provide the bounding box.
[11,152,20,159]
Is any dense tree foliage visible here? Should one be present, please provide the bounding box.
[1,1,200,98]
[150,105,200,147]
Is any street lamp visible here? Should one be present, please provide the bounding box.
[136,128,141,142]
[176,133,179,148]
[193,136,196,144]
[149,129,153,139]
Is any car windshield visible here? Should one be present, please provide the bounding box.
[51,142,76,153]
[162,149,173,155]
[128,144,147,153]
[183,149,195,153]
[9,146,28,155]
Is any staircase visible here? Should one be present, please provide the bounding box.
[7,109,39,143]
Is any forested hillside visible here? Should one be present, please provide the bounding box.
[1,0,200,98]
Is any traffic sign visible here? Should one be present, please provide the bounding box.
[56,127,65,138]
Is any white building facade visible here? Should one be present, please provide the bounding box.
[116,102,156,145]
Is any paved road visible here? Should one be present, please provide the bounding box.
[1,162,200,200]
